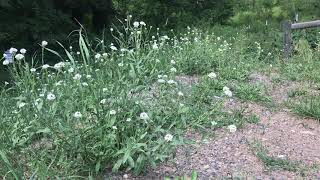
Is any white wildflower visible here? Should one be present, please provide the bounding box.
[110,45,117,51]
[178,91,184,96]
[140,21,146,26]
[42,64,50,69]
[228,124,237,133]
[223,86,230,92]
[102,88,108,92]
[100,99,107,104]
[167,80,177,84]
[133,21,140,28]
[81,82,88,86]
[170,60,176,64]
[152,43,158,50]
[3,60,10,65]
[53,62,65,70]
[110,110,117,115]
[112,126,117,130]
[41,41,48,47]
[30,68,36,72]
[158,79,166,83]
[170,67,177,73]
[46,93,56,101]
[95,53,101,59]
[139,112,149,120]
[9,47,18,54]
[76,51,80,55]
[68,67,74,73]
[118,63,124,67]
[73,112,82,119]
[73,74,82,80]
[164,134,173,142]
[208,72,217,79]
[20,48,26,54]
[211,121,218,126]
[224,89,233,97]
[126,118,132,122]
[102,53,108,57]
[15,54,24,60]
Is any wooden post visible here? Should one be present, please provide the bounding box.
[282,20,320,59]
[282,21,292,59]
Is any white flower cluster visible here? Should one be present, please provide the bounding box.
[223,86,233,97]
[164,134,173,142]
[228,124,237,133]
[208,72,217,79]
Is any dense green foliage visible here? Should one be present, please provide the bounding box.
[1,0,320,50]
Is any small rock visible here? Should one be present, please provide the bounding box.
[203,165,210,170]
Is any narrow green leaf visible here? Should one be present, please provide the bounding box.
[127,156,135,168]
[36,128,51,134]
[95,160,101,173]
[112,159,123,172]
[191,170,198,180]
[44,47,63,60]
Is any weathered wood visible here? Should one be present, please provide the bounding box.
[283,21,292,59]
[291,20,320,30]
[282,20,320,59]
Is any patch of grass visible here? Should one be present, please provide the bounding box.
[249,140,309,175]
[292,96,320,120]
[164,170,198,180]
[234,83,273,106]
[287,89,307,98]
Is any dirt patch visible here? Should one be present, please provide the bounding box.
[245,111,320,166]
[248,73,273,87]
[175,75,200,87]
[248,72,319,106]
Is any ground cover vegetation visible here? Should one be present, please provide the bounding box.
[1,0,320,179]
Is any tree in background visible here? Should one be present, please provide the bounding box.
[0,0,113,50]
[107,0,233,28]
[230,0,320,28]
[0,0,319,51]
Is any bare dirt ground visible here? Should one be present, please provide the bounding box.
[106,73,320,180]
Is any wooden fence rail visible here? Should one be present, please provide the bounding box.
[282,20,320,59]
